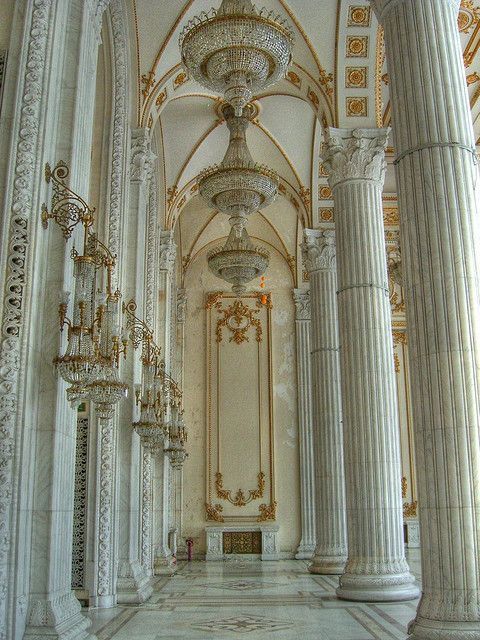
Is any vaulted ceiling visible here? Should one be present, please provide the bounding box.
[125,0,480,285]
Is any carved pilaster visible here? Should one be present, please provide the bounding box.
[96,418,115,601]
[140,447,153,575]
[176,288,187,323]
[130,128,155,183]
[158,229,176,273]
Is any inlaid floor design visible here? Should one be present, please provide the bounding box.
[87,552,421,639]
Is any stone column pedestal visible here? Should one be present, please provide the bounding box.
[322,127,418,601]
[372,0,480,635]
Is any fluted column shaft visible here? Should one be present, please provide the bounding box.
[371,1,480,637]
[292,289,316,560]
[302,232,347,574]
[323,128,418,601]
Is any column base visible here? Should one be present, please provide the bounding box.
[154,551,177,576]
[116,561,153,604]
[408,617,480,639]
[295,542,315,560]
[88,594,116,609]
[308,553,347,575]
[23,592,95,639]
[337,571,419,602]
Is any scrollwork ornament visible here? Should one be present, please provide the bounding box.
[301,229,336,274]
[321,127,389,189]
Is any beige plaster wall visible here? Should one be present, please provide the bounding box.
[181,244,300,555]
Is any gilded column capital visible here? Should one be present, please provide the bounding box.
[301,229,336,274]
[292,288,310,321]
[370,0,459,22]
[158,229,176,273]
[321,127,389,189]
[130,128,156,183]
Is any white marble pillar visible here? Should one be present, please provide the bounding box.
[173,289,186,558]
[153,231,177,574]
[292,289,316,560]
[301,232,347,574]
[116,128,154,604]
[372,1,480,636]
[322,128,418,601]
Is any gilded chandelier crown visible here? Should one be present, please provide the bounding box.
[180,0,294,116]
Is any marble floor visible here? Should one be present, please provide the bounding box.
[87,552,421,640]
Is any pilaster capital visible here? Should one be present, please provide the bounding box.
[321,127,389,189]
[370,0,459,22]
[158,229,176,273]
[301,229,336,274]
[130,128,156,183]
[176,288,187,323]
[292,289,310,320]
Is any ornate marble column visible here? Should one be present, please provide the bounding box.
[322,128,418,601]
[140,448,153,576]
[302,231,347,574]
[116,128,154,604]
[153,231,177,574]
[292,289,316,560]
[371,1,480,636]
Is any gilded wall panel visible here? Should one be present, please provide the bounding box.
[205,292,275,523]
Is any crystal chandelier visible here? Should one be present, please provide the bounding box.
[208,224,269,295]
[180,0,294,116]
[165,401,188,469]
[199,104,278,233]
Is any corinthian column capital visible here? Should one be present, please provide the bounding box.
[130,128,156,182]
[292,289,310,321]
[321,127,389,189]
[301,229,336,274]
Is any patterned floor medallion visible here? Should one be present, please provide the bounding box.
[191,613,295,634]
[196,579,279,591]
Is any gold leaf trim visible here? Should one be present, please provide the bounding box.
[205,502,224,522]
[216,300,262,345]
[215,471,265,506]
[257,501,277,522]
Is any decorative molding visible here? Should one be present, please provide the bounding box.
[346,35,369,57]
[302,229,336,273]
[345,66,367,88]
[145,177,158,327]
[347,5,371,26]
[97,418,115,596]
[0,2,53,636]
[216,300,262,344]
[141,448,152,573]
[71,417,89,589]
[158,229,176,272]
[215,471,265,506]
[107,0,129,288]
[292,289,311,320]
[130,128,155,183]
[346,96,368,117]
[321,127,389,188]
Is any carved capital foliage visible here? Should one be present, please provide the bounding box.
[176,288,187,323]
[130,128,155,182]
[321,127,389,189]
[301,229,336,274]
[292,288,310,320]
[158,229,176,272]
